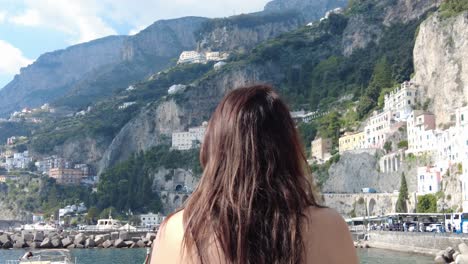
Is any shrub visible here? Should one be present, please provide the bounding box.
[397,140,408,149]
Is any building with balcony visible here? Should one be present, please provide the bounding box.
[49,168,84,185]
[140,212,164,228]
[177,51,206,64]
[172,122,208,150]
[364,110,394,149]
[338,132,366,153]
[384,81,418,121]
[406,111,436,154]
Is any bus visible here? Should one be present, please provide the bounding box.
[444,213,468,233]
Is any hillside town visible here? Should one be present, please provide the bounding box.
[311,81,468,211]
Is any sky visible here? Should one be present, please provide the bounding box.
[0,0,271,89]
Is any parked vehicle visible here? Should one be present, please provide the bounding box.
[426,223,443,232]
[361,188,377,193]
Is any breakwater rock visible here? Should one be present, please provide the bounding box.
[0,230,156,249]
[435,243,468,264]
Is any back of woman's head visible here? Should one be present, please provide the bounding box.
[183,85,319,264]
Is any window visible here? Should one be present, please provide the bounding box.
[429,186,432,191]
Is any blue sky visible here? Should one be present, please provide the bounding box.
[0,0,271,89]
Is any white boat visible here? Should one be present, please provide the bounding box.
[90,213,122,231]
[6,249,76,264]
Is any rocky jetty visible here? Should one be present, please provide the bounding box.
[353,240,370,249]
[0,230,156,249]
[435,243,468,264]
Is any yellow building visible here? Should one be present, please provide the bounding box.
[49,168,84,185]
[339,132,366,153]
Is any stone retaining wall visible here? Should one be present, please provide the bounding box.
[368,231,468,255]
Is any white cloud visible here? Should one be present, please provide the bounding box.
[9,9,40,26]
[0,39,33,75]
[0,11,6,23]
[8,0,117,43]
[103,0,270,33]
[4,0,270,43]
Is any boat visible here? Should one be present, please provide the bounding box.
[6,249,76,264]
[87,213,122,231]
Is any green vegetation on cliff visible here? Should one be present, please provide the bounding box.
[96,145,202,213]
[1,175,92,217]
[196,10,301,41]
[440,0,468,18]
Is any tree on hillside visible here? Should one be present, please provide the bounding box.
[85,206,100,224]
[417,194,437,213]
[396,172,408,213]
[357,57,393,118]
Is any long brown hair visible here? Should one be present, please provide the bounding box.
[182,85,320,263]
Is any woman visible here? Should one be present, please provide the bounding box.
[151,85,358,263]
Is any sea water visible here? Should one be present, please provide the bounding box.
[0,248,432,263]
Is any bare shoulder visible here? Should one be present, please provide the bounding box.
[302,206,358,264]
[163,210,184,232]
[304,206,348,230]
[150,210,185,264]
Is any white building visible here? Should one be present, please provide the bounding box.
[168,84,187,95]
[178,51,229,64]
[384,81,418,121]
[178,51,206,64]
[406,111,437,154]
[214,61,227,70]
[417,166,442,195]
[5,151,32,170]
[206,51,229,62]
[364,110,394,149]
[172,122,208,150]
[290,110,323,123]
[35,156,71,174]
[118,102,136,110]
[140,212,164,228]
[453,107,468,212]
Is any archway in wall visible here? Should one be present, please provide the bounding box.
[175,184,183,192]
[182,195,189,203]
[368,198,376,216]
[173,195,180,205]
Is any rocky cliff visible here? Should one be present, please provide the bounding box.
[322,150,407,193]
[197,12,304,53]
[98,62,281,171]
[0,36,126,115]
[197,0,353,53]
[0,0,352,117]
[264,0,349,22]
[412,11,468,126]
[98,100,185,173]
[342,0,441,56]
[97,0,442,172]
[0,17,208,116]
